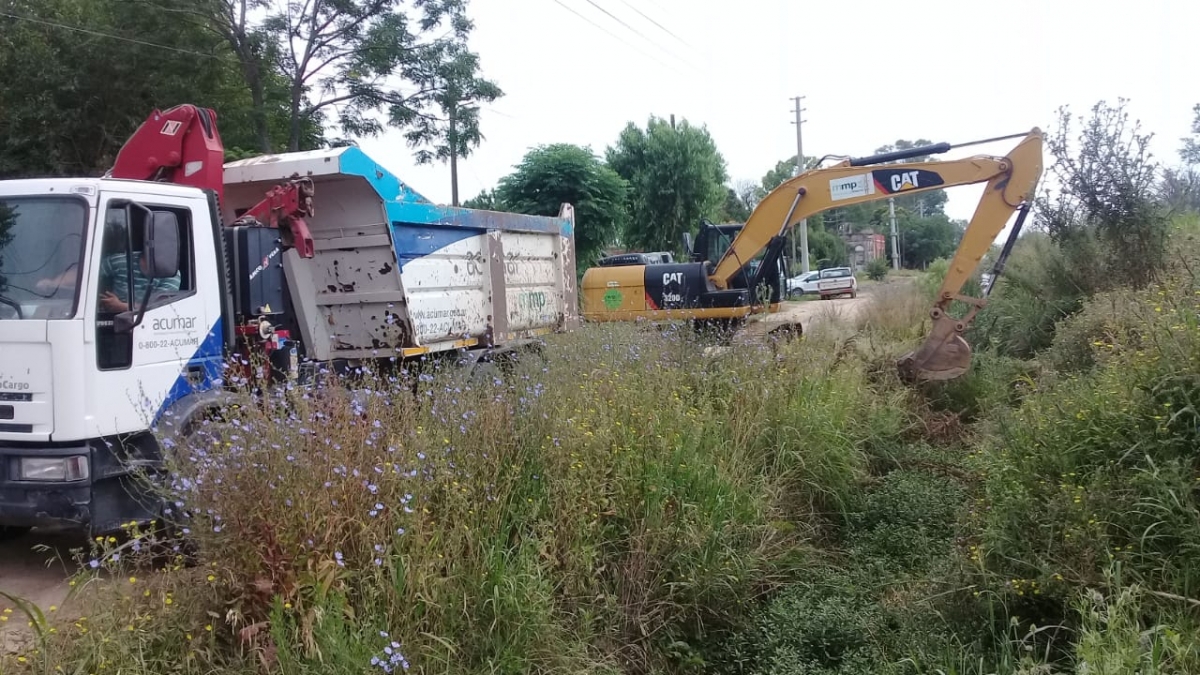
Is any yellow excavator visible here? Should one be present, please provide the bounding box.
[580,128,1044,382]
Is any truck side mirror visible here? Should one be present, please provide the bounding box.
[145,210,180,279]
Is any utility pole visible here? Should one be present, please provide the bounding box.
[790,95,810,274]
[888,197,900,270]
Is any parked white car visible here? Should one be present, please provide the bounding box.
[786,270,821,298]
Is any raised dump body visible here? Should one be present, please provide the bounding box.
[222,147,579,362]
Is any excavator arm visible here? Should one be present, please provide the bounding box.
[110,104,316,258]
[712,128,1044,381]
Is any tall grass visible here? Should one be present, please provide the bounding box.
[1,321,908,674]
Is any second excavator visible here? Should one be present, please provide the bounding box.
[580,128,1045,382]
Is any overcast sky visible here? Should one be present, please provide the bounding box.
[358,0,1198,226]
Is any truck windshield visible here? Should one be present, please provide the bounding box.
[0,196,88,320]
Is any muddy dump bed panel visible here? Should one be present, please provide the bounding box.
[221,147,578,361]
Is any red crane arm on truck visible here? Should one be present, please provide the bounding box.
[110,104,315,258]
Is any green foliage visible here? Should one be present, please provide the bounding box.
[1037,98,1169,291]
[606,116,730,255]
[1071,584,1200,674]
[975,267,1200,600]
[1180,102,1200,166]
[233,0,493,152]
[462,187,502,210]
[805,224,848,269]
[0,0,305,175]
[864,258,889,282]
[758,155,819,196]
[844,470,966,575]
[401,39,503,169]
[494,143,629,268]
[897,212,964,269]
[710,471,969,675]
[968,233,1087,358]
[719,185,754,223]
[0,0,498,175]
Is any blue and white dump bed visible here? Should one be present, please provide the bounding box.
[222,147,579,361]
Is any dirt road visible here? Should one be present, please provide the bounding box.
[729,278,888,347]
[773,288,873,327]
[0,528,86,652]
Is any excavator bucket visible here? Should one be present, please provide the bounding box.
[896,313,972,383]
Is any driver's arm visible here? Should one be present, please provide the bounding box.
[35,267,78,293]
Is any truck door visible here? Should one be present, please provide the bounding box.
[85,191,222,438]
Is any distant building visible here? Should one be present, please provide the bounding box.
[842,229,887,268]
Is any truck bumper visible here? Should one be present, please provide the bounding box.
[0,440,162,536]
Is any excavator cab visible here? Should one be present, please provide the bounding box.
[685,220,786,306]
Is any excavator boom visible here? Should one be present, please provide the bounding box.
[712,129,1044,381]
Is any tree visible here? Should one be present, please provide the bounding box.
[1037,98,1166,291]
[1159,166,1200,215]
[806,223,847,268]
[402,40,502,205]
[1181,103,1200,165]
[462,188,502,211]
[201,0,488,152]
[759,156,809,195]
[733,179,761,214]
[717,184,753,223]
[605,116,729,255]
[0,202,13,295]
[897,211,963,269]
[0,0,300,176]
[494,144,628,268]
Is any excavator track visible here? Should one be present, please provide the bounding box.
[729,313,803,348]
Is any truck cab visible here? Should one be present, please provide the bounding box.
[0,178,225,537]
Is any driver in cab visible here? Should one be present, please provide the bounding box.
[35,210,181,311]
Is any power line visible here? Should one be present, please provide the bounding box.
[484,106,517,119]
[579,0,695,70]
[546,0,685,75]
[0,10,223,60]
[612,0,695,51]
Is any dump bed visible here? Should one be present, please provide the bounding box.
[221,147,578,361]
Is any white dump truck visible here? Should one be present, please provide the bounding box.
[0,105,578,538]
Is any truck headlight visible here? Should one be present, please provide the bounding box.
[18,456,89,482]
